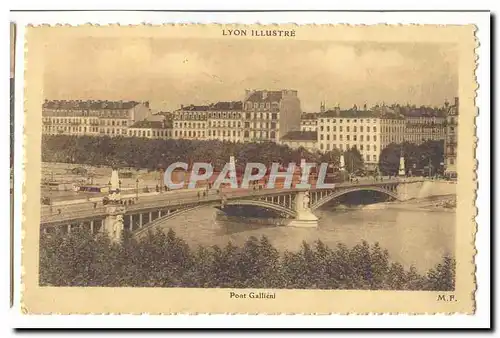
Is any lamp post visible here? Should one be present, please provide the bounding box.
[135,178,139,200]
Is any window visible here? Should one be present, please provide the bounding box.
[320,126,324,131]
[367,126,370,132]
[333,126,336,132]
[326,144,330,150]
[340,144,343,150]
[360,145,364,150]
[340,126,343,132]
[320,144,324,150]
[327,126,330,132]
[340,135,343,141]
[374,145,377,151]
[326,135,330,141]
[333,135,337,141]
[347,135,350,141]
[354,126,357,132]
[366,155,371,162]
[353,135,357,141]
[373,136,377,141]
[347,126,350,132]
[367,135,370,141]
[360,135,364,141]
[373,155,377,162]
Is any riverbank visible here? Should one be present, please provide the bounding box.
[335,194,456,213]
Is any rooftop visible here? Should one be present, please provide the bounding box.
[129,120,165,129]
[319,109,377,119]
[177,101,243,112]
[281,131,318,141]
[245,90,284,103]
[301,113,318,120]
[42,100,146,110]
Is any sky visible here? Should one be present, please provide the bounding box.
[43,37,458,113]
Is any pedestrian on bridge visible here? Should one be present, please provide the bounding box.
[197,191,200,199]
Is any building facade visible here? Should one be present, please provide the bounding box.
[300,113,318,132]
[379,116,406,150]
[127,120,173,139]
[172,105,209,140]
[444,97,459,178]
[404,107,446,145]
[172,101,243,142]
[242,89,302,143]
[206,101,244,142]
[280,131,318,153]
[42,100,153,137]
[316,108,382,168]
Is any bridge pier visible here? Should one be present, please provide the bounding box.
[288,190,318,228]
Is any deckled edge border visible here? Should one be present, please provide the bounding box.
[19,23,480,316]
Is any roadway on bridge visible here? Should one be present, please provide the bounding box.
[40,177,413,224]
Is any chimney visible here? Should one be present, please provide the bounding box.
[454,97,459,108]
[180,104,184,109]
[244,89,253,101]
[262,90,268,100]
[335,106,340,117]
[444,99,449,108]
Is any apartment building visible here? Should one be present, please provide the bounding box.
[206,101,244,142]
[128,120,173,139]
[42,100,152,137]
[444,97,459,178]
[317,108,382,168]
[404,107,447,145]
[242,89,302,143]
[300,113,318,132]
[172,105,209,140]
[280,131,318,153]
[172,101,243,142]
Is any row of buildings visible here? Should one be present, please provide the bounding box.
[41,90,458,177]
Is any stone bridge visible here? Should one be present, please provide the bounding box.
[41,179,428,239]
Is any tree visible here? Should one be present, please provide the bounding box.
[378,141,445,176]
[344,147,364,173]
[39,227,455,291]
[425,255,455,291]
[320,149,341,168]
[378,143,401,175]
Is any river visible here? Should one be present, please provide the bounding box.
[152,198,455,273]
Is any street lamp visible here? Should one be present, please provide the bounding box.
[135,178,139,200]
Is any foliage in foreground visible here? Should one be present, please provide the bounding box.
[39,228,455,291]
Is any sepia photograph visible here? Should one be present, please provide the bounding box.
[21,23,477,315]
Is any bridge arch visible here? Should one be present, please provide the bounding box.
[133,203,218,238]
[132,198,297,238]
[311,186,400,211]
[224,199,297,218]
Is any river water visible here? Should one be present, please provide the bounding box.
[153,199,455,273]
